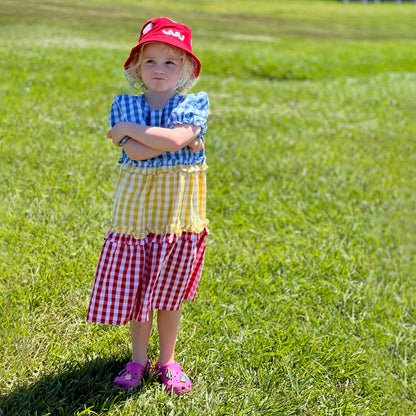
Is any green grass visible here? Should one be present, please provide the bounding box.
[1,0,416,415]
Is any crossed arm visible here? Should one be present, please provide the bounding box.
[107,121,203,161]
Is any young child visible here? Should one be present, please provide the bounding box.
[87,17,209,395]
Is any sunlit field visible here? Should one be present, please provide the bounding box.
[1,0,416,414]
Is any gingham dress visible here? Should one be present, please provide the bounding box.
[87,92,209,325]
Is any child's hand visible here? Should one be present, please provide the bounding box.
[188,138,204,153]
[107,122,126,146]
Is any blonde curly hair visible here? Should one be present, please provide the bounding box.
[124,42,198,93]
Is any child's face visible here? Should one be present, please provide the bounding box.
[138,43,182,94]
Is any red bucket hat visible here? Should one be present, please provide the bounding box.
[124,17,201,78]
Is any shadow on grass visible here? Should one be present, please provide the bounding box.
[0,357,150,416]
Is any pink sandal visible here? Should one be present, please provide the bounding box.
[114,359,151,390]
[155,361,192,394]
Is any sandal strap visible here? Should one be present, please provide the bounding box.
[124,360,150,374]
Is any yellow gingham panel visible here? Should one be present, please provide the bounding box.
[109,163,208,239]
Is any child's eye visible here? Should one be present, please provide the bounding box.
[166,60,176,65]
[145,59,155,64]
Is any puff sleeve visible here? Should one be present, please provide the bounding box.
[109,96,124,128]
[168,92,209,137]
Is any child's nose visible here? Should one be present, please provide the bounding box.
[154,64,165,73]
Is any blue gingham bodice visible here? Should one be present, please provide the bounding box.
[109,92,209,168]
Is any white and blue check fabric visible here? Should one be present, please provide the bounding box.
[109,92,209,168]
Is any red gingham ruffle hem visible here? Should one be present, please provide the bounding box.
[87,228,208,325]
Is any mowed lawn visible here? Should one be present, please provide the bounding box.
[0,0,416,415]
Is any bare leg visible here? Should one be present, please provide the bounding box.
[157,310,181,366]
[130,313,153,366]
